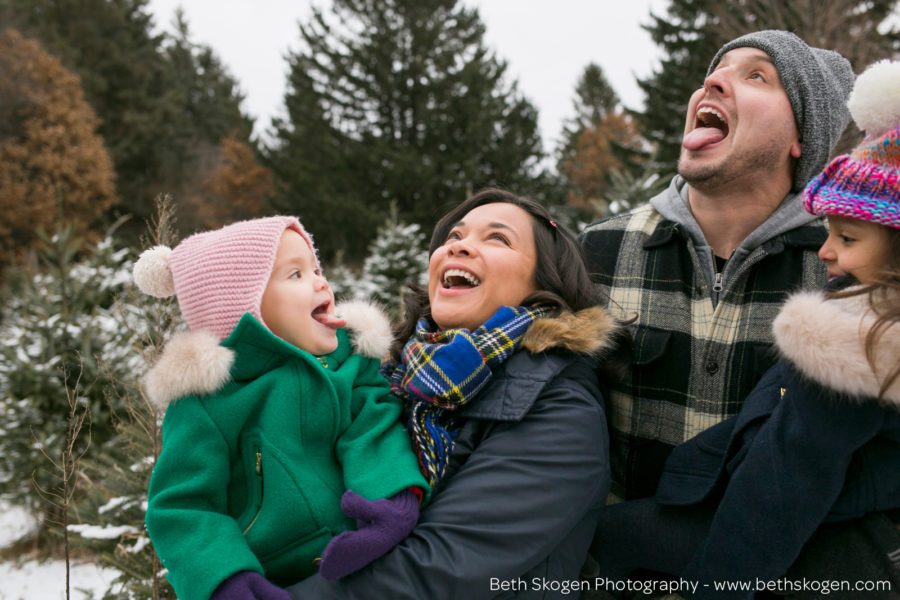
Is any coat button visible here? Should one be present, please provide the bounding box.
[705,360,719,375]
[313,557,322,567]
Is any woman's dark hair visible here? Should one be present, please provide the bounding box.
[391,188,603,360]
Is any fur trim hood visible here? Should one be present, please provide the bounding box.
[143,300,392,412]
[521,305,620,357]
[773,289,900,405]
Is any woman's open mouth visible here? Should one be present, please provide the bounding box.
[442,268,481,289]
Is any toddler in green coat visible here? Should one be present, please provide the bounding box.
[134,216,428,600]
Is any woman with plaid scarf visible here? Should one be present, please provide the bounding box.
[286,188,629,599]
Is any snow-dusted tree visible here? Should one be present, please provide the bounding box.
[71,196,181,599]
[356,204,429,320]
[0,220,139,547]
[604,161,669,216]
[327,261,363,305]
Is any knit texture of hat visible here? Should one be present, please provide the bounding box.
[708,30,855,192]
[167,216,317,340]
[803,60,900,230]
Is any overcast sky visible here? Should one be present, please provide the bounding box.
[145,0,668,151]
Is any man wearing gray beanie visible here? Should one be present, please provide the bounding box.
[581,30,854,502]
[579,30,859,597]
[707,30,855,192]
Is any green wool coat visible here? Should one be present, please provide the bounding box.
[145,308,427,600]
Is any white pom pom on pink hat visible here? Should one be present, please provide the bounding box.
[132,216,318,340]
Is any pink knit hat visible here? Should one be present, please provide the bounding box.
[133,216,318,340]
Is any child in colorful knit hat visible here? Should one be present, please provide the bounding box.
[134,216,428,600]
[590,60,900,598]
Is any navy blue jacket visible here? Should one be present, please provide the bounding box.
[656,289,900,597]
[287,307,617,599]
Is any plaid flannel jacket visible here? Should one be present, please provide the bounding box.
[581,202,827,501]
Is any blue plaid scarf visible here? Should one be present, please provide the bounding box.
[383,305,550,487]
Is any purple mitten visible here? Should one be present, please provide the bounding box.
[210,571,290,600]
[317,489,420,580]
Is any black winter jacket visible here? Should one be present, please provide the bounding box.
[287,307,617,599]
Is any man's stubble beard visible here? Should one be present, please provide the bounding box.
[677,141,786,194]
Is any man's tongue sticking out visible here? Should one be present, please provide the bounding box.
[682,126,725,151]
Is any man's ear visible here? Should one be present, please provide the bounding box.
[790,140,802,159]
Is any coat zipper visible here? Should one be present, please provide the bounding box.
[709,249,724,295]
[712,272,724,293]
[242,451,264,535]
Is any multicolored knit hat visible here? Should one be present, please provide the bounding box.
[132,216,318,340]
[804,60,900,229]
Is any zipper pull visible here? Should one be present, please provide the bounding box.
[713,272,723,293]
[255,451,262,475]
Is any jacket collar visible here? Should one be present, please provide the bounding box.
[644,176,825,253]
[773,289,900,406]
[462,306,619,421]
[519,305,619,356]
[142,300,393,412]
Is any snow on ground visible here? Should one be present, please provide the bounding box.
[0,503,35,549]
[0,559,119,600]
[0,499,119,599]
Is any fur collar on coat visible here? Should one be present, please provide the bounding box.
[773,289,900,406]
[519,305,619,357]
[142,300,393,412]
[143,303,619,413]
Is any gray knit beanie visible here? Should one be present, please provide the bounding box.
[707,30,855,192]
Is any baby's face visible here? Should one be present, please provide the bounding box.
[260,230,345,355]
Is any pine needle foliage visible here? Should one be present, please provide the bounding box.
[266,0,545,262]
[73,195,181,600]
[0,219,136,549]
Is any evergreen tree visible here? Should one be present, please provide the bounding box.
[266,63,381,263]
[0,0,175,224]
[604,159,669,216]
[159,10,257,234]
[72,197,181,600]
[189,131,277,230]
[633,0,722,182]
[0,221,139,547]
[708,0,900,70]
[556,63,620,170]
[563,112,646,219]
[0,29,118,276]
[164,10,251,149]
[356,203,429,319]
[0,0,254,234]
[265,0,545,262]
[556,62,646,219]
[636,0,900,183]
[327,262,364,305]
